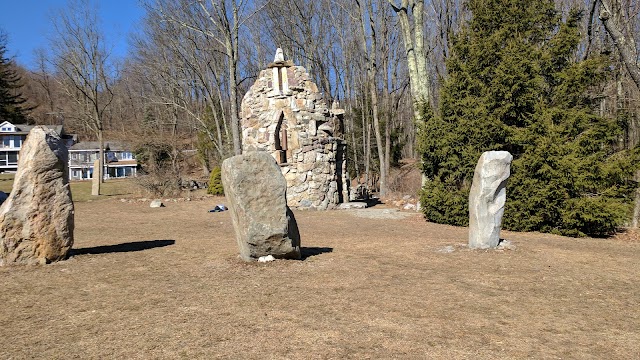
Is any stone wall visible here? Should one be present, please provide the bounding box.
[240,49,349,210]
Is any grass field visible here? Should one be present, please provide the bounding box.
[0,174,138,202]
[0,198,638,359]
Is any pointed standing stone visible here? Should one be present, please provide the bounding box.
[92,158,100,196]
[221,151,301,261]
[0,127,74,265]
[468,151,513,249]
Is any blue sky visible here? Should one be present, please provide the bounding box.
[0,0,145,69]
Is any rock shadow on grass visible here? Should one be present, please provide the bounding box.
[70,239,176,256]
[300,247,333,260]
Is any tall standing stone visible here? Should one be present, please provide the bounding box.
[91,158,100,196]
[0,127,74,265]
[468,151,513,249]
[221,151,301,261]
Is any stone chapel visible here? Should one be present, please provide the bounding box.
[240,49,349,210]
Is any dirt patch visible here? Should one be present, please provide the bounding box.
[0,198,638,359]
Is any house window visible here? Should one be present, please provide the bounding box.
[8,153,18,165]
[3,137,9,148]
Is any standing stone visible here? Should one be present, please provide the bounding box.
[0,127,74,265]
[221,151,301,261]
[468,151,513,249]
[91,158,100,196]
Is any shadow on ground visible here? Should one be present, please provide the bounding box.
[70,239,176,256]
[301,247,333,260]
[366,197,383,207]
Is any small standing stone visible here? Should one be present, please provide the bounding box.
[222,151,301,261]
[150,199,164,208]
[468,151,513,249]
[91,158,100,196]
[0,127,74,265]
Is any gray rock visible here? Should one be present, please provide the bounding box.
[150,199,164,208]
[497,239,516,251]
[222,152,301,261]
[337,202,367,209]
[468,151,513,249]
[403,203,416,211]
[258,255,276,262]
[0,127,74,265]
[437,245,455,253]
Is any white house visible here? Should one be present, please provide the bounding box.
[68,141,137,180]
[0,121,73,172]
[0,121,137,180]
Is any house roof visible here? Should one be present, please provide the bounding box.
[0,122,64,136]
[69,141,132,151]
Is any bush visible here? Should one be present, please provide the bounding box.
[133,141,182,197]
[207,166,224,195]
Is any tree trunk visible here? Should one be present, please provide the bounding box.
[633,175,640,228]
[230,5,242,156]
[599,0,640,227]
[389,0,430,122]
[599,0,640,91]
[358,0,387,196]
[389,0,431,188]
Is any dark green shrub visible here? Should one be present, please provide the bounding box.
[207,166,224,195]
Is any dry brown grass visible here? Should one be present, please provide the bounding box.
[0,198,639,359]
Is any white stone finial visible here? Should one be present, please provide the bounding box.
[274,48,284,62]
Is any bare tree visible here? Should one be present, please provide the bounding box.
[146,0,263,156]
[49,0,114,195]
[592,0,640,227]
[356,0,390,196]
[132,4,237,165]
[388,0,431,121]
[599,0,640,90]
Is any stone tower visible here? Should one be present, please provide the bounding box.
[240,49,349,210]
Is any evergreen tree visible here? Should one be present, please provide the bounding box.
[0,32,29,123]
[207,166,224,196]
[419,0,637,237]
